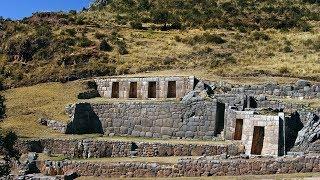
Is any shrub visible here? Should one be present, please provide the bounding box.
[170,21,182,30]
[117,40,129,55]
[35,25,52,38]
[183,33,226,45]
[283,45,293,53]
[77,37,93,47]
[251,31,270,41]
[138,0,151,11]
[100,39,113,51]
[64,37,76,46]
[174,36,182,42]
[130,21,144,30]
[94,32,106,39]
[115,14,128,25]
[313,38,320,51]
[279,66,290,74]
[0,131,20,162]
[202,33,226,44]
[65,28,77,36]
[75,17,85,25]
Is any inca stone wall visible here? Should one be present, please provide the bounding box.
[37,155,320,178]
[67,99,219,139]
[95,76,195,100]
[15,139,243,158]
[227,80,320,99]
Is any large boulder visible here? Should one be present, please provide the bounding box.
[181,80,213,104]
[294,113,320,152]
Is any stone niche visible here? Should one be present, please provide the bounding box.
[67,99,219,139]
[225,109,285,156]
[95,76,195,100]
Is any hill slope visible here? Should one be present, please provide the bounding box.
[0,0,319,89]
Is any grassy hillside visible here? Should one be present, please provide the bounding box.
[0,0,319,89]
[0,81,85,137]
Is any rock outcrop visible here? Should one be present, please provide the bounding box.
[294,113,320,152]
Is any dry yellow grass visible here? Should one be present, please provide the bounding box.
[0,81,86,137]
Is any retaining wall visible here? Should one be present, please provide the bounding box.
[67,99,219,139]
[16,139,243,158]
[38,155,320,178]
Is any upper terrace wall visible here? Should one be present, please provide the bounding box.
[225,82,320,99]
[95,76,195,100]
[67,99,219,139]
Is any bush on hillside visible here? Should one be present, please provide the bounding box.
[100,39,113,51]
[182,33,226,45]
[77,37,93,47]
[130,21,144,30]
[116,40,129,55]
[65,28,77,36]
[251,31,270,41]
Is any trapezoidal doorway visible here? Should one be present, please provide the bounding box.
[148,81,157,98]
[251,126,265,155]
[111,82,119,98]
[129,82,137,98]
[234,119,243,140]
[167,81,176,98]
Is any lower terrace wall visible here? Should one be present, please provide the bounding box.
[38,155,320,178]
[67,99,219,139]
[15,139,243,158]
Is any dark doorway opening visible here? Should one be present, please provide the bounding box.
[285,112,304,152]
[215,102,225,136]
[167,81,176,98]
[234,119,243,140]
[129,82,137,98]
[249,96,257,108]
[111,82,119,98]
[251,126,265,155]
[148,81,157,98]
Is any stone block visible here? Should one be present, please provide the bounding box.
[185,131,194,138]
[161,127,173,136]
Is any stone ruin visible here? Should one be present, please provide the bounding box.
[11,75,320,179]
[42,75,319,157]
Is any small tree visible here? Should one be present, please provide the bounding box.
[0,130,20,176]
[151,10,170,27]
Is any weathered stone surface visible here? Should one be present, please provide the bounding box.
[293,113,320,152]
[33,155,320,178]
[15,139,242,159]
[68,99,218,139]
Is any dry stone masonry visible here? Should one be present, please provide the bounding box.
[32,155,320,178]
[17,76,320,179]
[61,76,320,157]
[67,100,218,139]
[95,76,195,100]
[15,138,243,158]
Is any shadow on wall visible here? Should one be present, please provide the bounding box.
[285,112,304,152]
[66,103,103,134]
[215,102,225,136]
